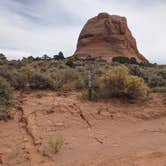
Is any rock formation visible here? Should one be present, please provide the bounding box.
[73,12,147,62]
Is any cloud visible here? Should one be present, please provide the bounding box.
[0,0,166,64]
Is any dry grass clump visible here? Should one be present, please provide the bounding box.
[48,136,64,154]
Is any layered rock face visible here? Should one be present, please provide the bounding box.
[74,12,146,62]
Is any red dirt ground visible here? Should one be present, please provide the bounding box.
[0,91,166,166]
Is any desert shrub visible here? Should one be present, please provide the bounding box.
[148,74,165,87]
[130,57,138,64]
[152,87,166,93]
[61,69,86,90]
[0,76,13,108]
[61,69,79,82]
[13,66,35,90]
[97,65,149,99]
[65,59,75,68]
[62,75,87,91]
[50,72,65,90]
[20,65,36,79]
[81,89,98,101]
[23,56,36,63]
[50,69,80,90]
[74,74,87,90]
[159,69,166,79]
[5,60,23,69]
[42,54,51,60]
[0,68,28,90]
[13,72,28,89]
[112,56,138,64]
[17,66,56,90]
[126,76,149,99]
[129,65,166,88]
[30,72,56,90]
[140,61,157,67]
[0,53,7,61]
[54,52,65,60]
[98,65,129,98]
[129,65,142,76]
[141,69,166,88]
[0,66,19,88]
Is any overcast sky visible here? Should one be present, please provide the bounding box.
[0,0,165,64]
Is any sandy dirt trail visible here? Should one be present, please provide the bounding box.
[0,91,166,166]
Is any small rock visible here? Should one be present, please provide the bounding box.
[24,153,30,160]
[35,139,42,145]
[55,122,64,127]
[23,138,28,142]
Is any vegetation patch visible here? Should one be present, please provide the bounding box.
[0,76,13,108]
[96,65,149,100]
[112,56,138,64]
[48,136,64,154]
[0,76,14,121]
[0,53,165,103]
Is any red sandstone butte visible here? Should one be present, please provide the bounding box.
[74,12,147,62]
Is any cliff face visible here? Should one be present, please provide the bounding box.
[74,12,147,62]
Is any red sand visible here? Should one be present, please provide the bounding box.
[0,91,166,166]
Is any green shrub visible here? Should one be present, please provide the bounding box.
[129,65,166,88]
[30,72,56,90]
[112,56,138,64]
[0,53,7,61]
[42,54,51,60]
[54,52,65,60]
[148,74,165,87]
[65,59,75,68]
[130,57,138,64]
[0,76,13,108]
[112,56,129,64]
